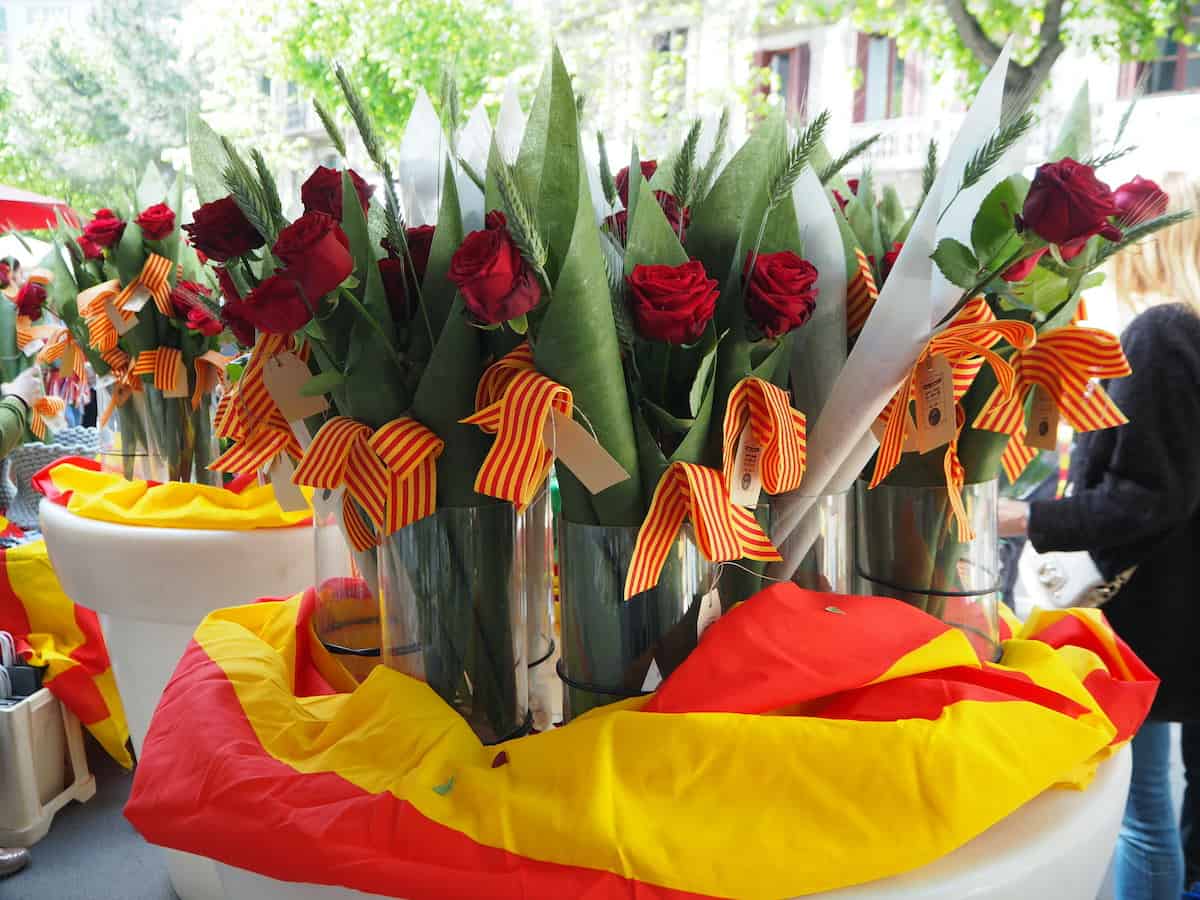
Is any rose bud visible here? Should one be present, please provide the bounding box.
[15,281,47,320]
[1112,176,1169,227]
[743,250,818,339]
[1019,158,1121,246]
[615,160,658,208]
[83,208,125,249]
[846,178,860,195]
[881,241,903,284]
[1000,247,1049,282]
[449,210,541,325]
[301,165,374,220]
[135,203,175,241]
[379,225,436,324]
[627,259,719,345]
[272,212,354,303]
[833,189,850,212]
[183,196,265,262]
[241,273,314,335]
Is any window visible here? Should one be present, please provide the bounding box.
[854,34,905,122]
[259,75,272,97]
[756,44,811,119]
[652,27,688,55]
[284,80,305,131]
[1122,12,1200,95]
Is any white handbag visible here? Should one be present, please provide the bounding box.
[1015,543,1137,612]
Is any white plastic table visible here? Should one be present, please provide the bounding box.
[213,744,1131,900]
[39,499,315,900]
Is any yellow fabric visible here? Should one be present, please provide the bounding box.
[192,596,1119,899]
[46,463,311,530]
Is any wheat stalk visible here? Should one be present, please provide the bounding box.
[692,106,730,205]
[312,98,347,158]
[819,133,880,184]
[672,119,702,207]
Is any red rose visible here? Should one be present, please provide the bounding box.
[187,305,223,337]
[404,224,435,281]
[655,191,691,240]
[83,208,125,249]
[241,274,313,335]
[847,178,860,195]
[170,279,210,318]
[272,212,354,302]
[1001,247,1049,282]
[14,281,46,319]
[221,299,256,347]
[1019,158,1121,246]
[615,160,658,208]
[214,266,241,305]
[604,210,629,244]
[1112,176,1169,227]
[135,202,175,241]
[448,210,541,325]
[379,256,408,323]
[833,189,850,212]
[627,259,718,344]
[743,250,818,339]
[76,235,103,260]
[378,224,436,322]
[301,166,374,220]
[183,196,265,262]
[881,241,903,284]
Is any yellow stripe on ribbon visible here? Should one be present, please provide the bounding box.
[972,325,1131,482]
[28,397,66,441]
[115,253,174,317]
[846,248,879,340]
[624,461,781,600]
[37,329,88,382]
[721,377,806,496]
[460,343,572,512]
[130,347,185,394]
[78,280,132,353]
[192,350,231,412]
[292,416,444,552]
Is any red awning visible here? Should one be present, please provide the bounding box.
[0,184,79,232]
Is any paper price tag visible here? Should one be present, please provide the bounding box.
[121,284,152,313]
[21,338,44,358]
[267,454,309,512]
[105,298,137,336]
[1026,385,1059,451]
[913,354,955,453]
[728,419,764,508]
[262,352,330,423]
[542,408,629,495]
[696,587,721,641]
[640,659,663,693]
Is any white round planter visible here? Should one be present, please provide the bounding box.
[39,499,315,900]
[213,743,1130,900]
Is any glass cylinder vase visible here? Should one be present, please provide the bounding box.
[557,521,711,721]
[778,490,854,594]
[522,485,556,670]
[96,384,168,482]
[378,504,529,744]
[855,479,1000,660]
[95,380,220,485]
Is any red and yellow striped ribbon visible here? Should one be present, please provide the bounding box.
[191,350,231,412]
[14,317,55,352]
[624,461,781,600]
[845,247,879,340]
[130,347,185,394]
[292,416,444,552]
[721,377,806,496]
[78,280,133,353]
[37,329,88,382]
[973,325,1131,482]
[28,397,66,441]
[115,253,174,317]
[460,343,572,512]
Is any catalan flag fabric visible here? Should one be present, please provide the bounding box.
[0,539,131,767]
[125,584,1155,899]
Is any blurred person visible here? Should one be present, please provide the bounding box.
[999,175,1200,900]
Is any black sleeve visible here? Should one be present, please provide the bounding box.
[1028,305,1200,554]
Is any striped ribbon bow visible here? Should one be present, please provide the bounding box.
[721,377,806,496]
[191,350,231,412]
[78,280,133,353]
[116,253,174,317]
[15,317,56,353]
[460,343,572,512]
[973,325,1131,482]
[130,347,185,395]
[28,396,66,441]
[37,329,88,382]
[624,462,781,600]
[97,353,140,428]
[292,416,444,552]
[845,247,879,340]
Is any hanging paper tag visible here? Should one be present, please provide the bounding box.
[105,298,137,336]
[542,408,629,495]
[1027,385,1059,451]
[696,587,721,640]
[267,454,308,512]
[22,338,44,358]
[640,659,663,692]
[914,354,955,453]
[729,419,764,508]
[162,357,190,399]
[262,352,329,423]
[290,420,313,453]
[121,284,153,313]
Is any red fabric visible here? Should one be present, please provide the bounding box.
[0,190,79,232]
[293,587,340,698]
[43,664,110,724]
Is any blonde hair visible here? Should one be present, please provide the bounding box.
[1111,174,1200,318]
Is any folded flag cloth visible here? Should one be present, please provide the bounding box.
[0,539,131,766]
[34,458,311,530]
[125,585,1155,899]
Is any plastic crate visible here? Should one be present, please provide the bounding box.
[0,687,95,846]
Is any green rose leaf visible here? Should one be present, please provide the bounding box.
[931,237,979,289]
[971,176,1028,266]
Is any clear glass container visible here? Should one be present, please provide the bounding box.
[522,485,556,669]
[778,490,854,594]
[95,380,220,484]
[855,479,1000,660]
[379,504,529,743]
[557,521,711,721]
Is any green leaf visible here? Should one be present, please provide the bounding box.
[188,113,230,207]
[1053,83,1092,162]
[1008,265,1071,315]
[931,238,979,288]
[642,398,695,434]
[115,221,146,286]
[970,176,1028,265]
[689,327,720,418]
[623,176,688,273]
[422,159,465,340]
[878,185,905,247]
[844,170,881,261]
[301,371,346,397]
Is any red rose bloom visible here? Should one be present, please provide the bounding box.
[221,299,256,347]
[404,224,436,281]
[301,166,374,220]
[379,224,436,323]
[448,210,541,325]
[14,281,46,319]
[272,212,354,302]
[183,196,265,262]
[135,203,175,241]
[1020,158,1121,246]
[83,208,125,249]
[1001,247,1049,282]
[1112,176,1169,227]
[743,251,818,339]
[880,241,903,284]
[170,279,210,318]
[627,259,719,345]
[76,235,103,260]
[241,274,313,335]
[615,160,658,208]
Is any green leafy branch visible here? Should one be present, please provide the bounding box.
[819,133,881,184]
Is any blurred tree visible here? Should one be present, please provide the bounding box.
[775,0,1193,102]
[273,0,541,145]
